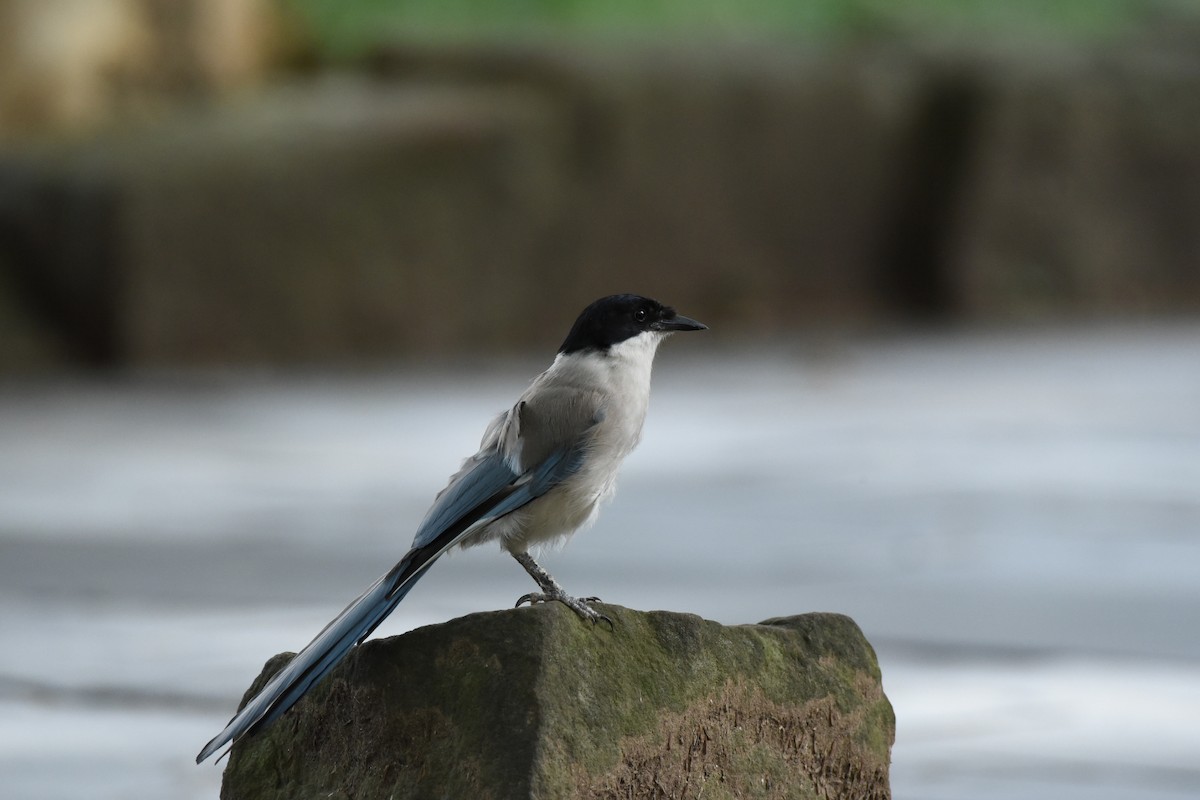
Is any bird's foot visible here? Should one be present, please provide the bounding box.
[516,591,612,628]
[511,550,613,627]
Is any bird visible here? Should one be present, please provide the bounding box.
[196,294,706,763]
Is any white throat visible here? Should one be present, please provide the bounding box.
[606,330,667,374]
[596,330,667,424]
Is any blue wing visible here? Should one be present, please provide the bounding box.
[196,434,591,763]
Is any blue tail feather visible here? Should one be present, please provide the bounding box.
[196,559,421,763]
[197,433,593,764]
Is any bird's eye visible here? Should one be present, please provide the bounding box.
[634,308,648,323]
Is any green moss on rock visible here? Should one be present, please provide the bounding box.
[219,606,893,800]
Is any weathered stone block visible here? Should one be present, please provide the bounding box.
[219,605,893,800]
[949,36,1200,318]
[2,78,572,366]
[373,40,915,330]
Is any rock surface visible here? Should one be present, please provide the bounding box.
[219,605,893,800]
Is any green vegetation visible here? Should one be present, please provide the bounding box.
[283,0,1175,57]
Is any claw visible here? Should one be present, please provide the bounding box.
[510,551,612,628]
[513,590,613,628]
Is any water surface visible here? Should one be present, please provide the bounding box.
[2,324,1198,799]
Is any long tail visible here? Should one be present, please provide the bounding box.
[195,548,436,763]
[197,438,593,763]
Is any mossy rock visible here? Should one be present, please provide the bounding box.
[219,605,893,800]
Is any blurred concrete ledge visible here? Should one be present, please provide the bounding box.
[218,606,894,800]
[0,77,571,368]
[2,32,1199,371]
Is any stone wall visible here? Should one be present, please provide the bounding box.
[2,31,1198,370]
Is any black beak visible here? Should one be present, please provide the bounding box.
[655,314,708,333]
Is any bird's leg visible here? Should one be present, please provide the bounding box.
[511,551,611,627]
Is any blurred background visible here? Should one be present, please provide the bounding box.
[2,1,1199,798]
